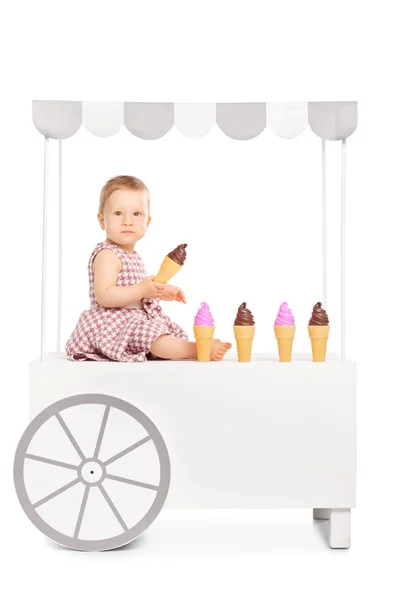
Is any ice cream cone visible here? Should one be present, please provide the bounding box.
[193,325,215,362]
[308,325,330,362]
[274,325,296,362]
[233,325,255,362]
[155,256,182,283]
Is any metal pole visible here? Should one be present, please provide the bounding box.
[341,139,347,360]
[322,139,327,310]
[41,137,49,360]
[57,140,63,353]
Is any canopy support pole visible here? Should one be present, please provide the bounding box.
[322,139,327,310]
[57,140,63,353]
[341,139,347,360]
[40,137,49,361]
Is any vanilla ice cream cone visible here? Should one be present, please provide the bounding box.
[308,325,330,362]
[193,325,215,362]
[155,256,182,283]
[274,325,296,362]
[234,325,255,362]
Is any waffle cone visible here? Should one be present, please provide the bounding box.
[308,325,330,362]
[233,325,255,362]
[274,325,296,362]
[193,325,215,362]
[154,256,182,283]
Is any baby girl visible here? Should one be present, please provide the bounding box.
[66,175,232,362]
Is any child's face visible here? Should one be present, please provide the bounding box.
[98,188,151,249]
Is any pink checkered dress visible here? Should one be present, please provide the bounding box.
[66,241,188,362]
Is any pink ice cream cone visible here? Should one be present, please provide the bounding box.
[193,302,215,362]
[274,302,296,362]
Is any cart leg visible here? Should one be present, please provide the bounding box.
[329,508,351,549]
[313,508,331,520]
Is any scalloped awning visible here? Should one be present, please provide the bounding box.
[32,101,357,141]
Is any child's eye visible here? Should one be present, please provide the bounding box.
[134,212,141,217]
[114,211,122,216]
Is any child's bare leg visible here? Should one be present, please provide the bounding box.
[149,335,197,360]
[150,335,232,361]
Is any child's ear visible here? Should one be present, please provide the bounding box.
[147,216,152,227]
[97,212,105,229]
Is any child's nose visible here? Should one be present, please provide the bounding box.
[123,215,133,225]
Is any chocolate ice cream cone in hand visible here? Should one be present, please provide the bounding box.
[233,302,255,362]
[274,302,296,362]
[193,302,215,362]
[155,244,188,283]
[308,302,330,362]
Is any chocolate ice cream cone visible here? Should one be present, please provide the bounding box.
[233,325,255,362]
[193,325,215,362]
[308,325,330,362]
[274,325,296,362]
[155,256,182,283]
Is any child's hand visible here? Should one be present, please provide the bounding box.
[140,276,166,299]
[161,285,187,303]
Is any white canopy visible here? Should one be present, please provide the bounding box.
[33,101,357,141]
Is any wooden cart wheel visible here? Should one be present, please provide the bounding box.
[14,394,170,551]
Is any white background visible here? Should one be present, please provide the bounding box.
[1,1,399,598]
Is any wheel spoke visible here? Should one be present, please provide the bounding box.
[56,413,85,461]
[26,454,78,471]
[98,484,128,532]
[105,473,159,491]
[103,435,151,466]
[93,405,110,459]
[32,478,80,509]
[74,485,90,539]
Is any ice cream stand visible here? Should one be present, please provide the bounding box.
[13,101,357,551]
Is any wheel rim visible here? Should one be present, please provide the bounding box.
[14,394,170,551]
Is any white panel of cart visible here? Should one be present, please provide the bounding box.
[30,353,356,509]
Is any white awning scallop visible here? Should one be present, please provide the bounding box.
[174,103,216,139]
[33,100,357,141]
[82,102,124,137]
[267,102,308,139]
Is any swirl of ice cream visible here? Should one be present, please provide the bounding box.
[309,302,329,326]
[274,302,295,326]
[194,302,215,326]
[167,244,187,266]
[234,302,255,326]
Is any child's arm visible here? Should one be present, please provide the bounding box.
[93,250,165,308]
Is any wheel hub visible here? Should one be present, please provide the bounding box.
[78,459,105,485]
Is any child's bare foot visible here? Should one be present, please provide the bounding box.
[211,339,232,361]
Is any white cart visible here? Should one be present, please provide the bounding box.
[14,101,357,551]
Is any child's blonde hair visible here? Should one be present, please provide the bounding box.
[99,175,150,215]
